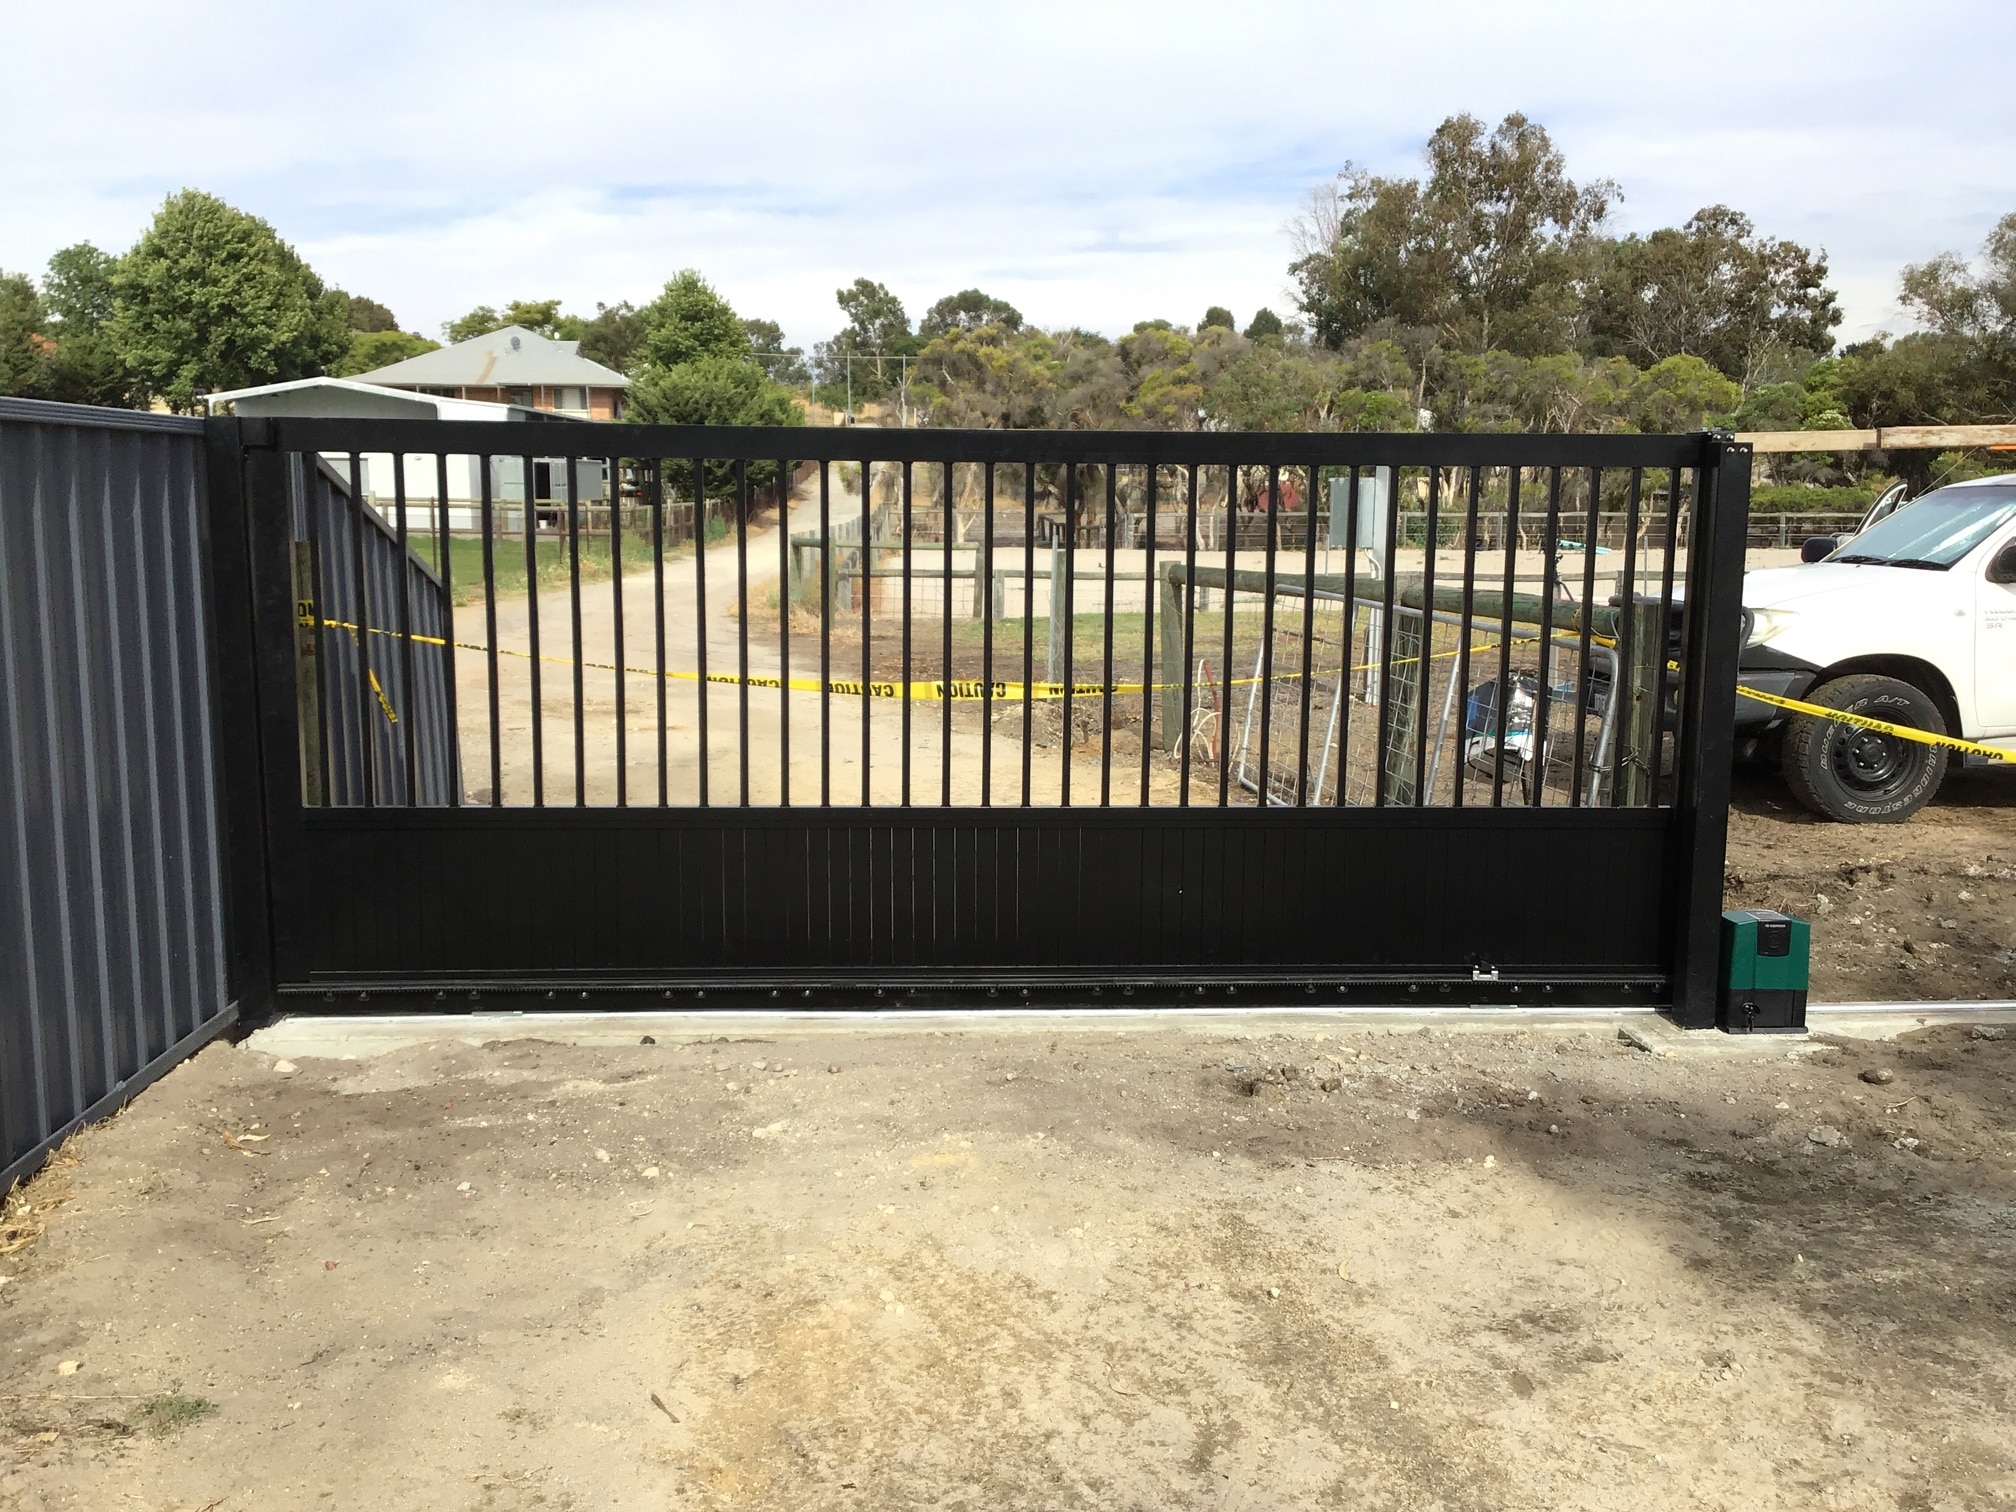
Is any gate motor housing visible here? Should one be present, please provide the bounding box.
[1717,909,1809,1033]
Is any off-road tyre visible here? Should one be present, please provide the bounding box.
[1780,673,1946,823]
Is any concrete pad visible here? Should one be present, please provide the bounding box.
[241,1000,2016,1061]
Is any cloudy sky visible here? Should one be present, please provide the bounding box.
[4,0,2012,351]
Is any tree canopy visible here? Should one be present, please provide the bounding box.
[919,289,1023,338]
[110,190,349,411]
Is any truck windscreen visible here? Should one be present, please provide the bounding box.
[1832,485,2016,569]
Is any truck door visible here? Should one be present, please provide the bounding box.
[1979,523,2016,736]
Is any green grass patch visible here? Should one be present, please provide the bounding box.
[132,1387,215,1438]
[406,530,699,608]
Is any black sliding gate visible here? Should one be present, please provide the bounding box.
[215,418,1750,1024]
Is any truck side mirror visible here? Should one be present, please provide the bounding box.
[1988,539,2016,584]
[1800,536,1837,564]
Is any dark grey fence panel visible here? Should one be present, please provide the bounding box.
[0,399,235,1191]
[290,455,458,807]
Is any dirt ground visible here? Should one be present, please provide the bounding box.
[1724,764,2016,1001]
[3,1010,2014,1512]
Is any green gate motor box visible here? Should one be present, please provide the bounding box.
[1717,909,1809,1033]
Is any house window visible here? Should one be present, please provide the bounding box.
[506,387,534,407]
[554,387,587,413]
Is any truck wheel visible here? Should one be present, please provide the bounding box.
[1779,674,1947,823]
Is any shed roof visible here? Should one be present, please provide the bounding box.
[201,376,538,421]
[352,325,630,390]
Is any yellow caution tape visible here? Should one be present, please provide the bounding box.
[301,614,1530,702]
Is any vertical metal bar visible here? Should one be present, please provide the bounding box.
[1139,463,1159,805]
[1450,466,1482,810]
[652,461,667,807]
[1570,467,1601,807]
[1060,465,1077,807]
[819,460,832,807]
[1414,466,1441,805]
[981,463,996,807]
[692,458,709,808]
[1295,463,1318,805]
[1374,463,1401,806]
[1653,465,1684,793]
[346,451,376,807]
[735,458,751,808]
[778,454,792,808]
[1669,438,1751,1027]
[1531,466,1563,808]
[1178,465,1199,807]
[942,461,954,807]
[304,461,331,807]
[567,455,585,807]
[393,454,418,805]
[1489,466,1521,807]
[901,460,914,807]
[1332,465,1359,807]
[609,455,626,806]
[1612,468,1644,808]
[522,453,543,807]
[1100,464,1117,807]
[1021,463,1034,808]
[1255,465,1280,804]
[480,458,501,806]
[1218,466,1236,807]
[860,458,872,808]
[435,452,460,807]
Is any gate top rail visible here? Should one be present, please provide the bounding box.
[248,415,1721,470]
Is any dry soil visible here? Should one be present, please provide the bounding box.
[2,1012,2014,1511]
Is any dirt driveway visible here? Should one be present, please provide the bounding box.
[3,1013,2013,1511]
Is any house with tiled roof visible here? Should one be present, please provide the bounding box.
[353,325,628,419]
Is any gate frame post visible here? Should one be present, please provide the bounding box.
[198,417,276,1017]
[1666,433,1752,1028]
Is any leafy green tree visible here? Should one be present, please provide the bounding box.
[742,318,808,385]
[814,278,919,409]
[110,190,349,411]
[1901,211,2016,349]
[36,243,136,406]
[919,289,1023,338]
[914,324,1065,429]
[1583,206,1839,383]
[0,271,56,398]
[43,244,118,329]
[637,272,749,369]
[626,354,803,498]
[442,299,565,343]
[1243,308,1285,342]
[562,301,646,372]
[340,294,399,333]
[1292,112,1615,354]
[335,329,440,376]
[1200,306,1236,332]
[442,305,501,343]
[1627,353,1741,432]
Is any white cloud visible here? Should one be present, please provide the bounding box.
[4,0,2011,347]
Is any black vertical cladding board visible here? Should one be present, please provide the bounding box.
[0,401,231,1190]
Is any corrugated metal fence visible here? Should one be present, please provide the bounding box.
[0,399,235,1190]
[292,455,458,806]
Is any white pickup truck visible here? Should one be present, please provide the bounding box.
[1736,474,2016,821]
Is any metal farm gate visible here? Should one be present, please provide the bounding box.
[213,417,1751,1022]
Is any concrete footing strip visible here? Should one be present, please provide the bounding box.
[240,1001,2016,1060]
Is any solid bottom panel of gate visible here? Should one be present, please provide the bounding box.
[271,807,1676,1005]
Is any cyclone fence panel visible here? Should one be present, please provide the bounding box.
[224,416,1751,1023]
